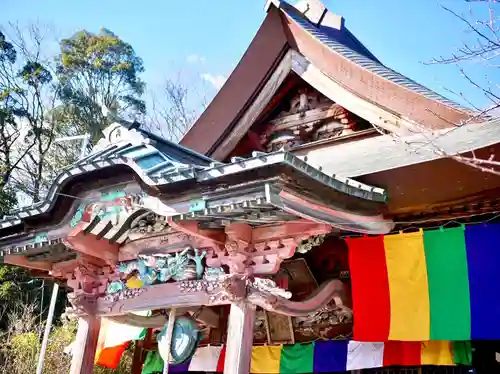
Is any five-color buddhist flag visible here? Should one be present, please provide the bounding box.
[347,225,500,341]
[167,341,469,373]
[95,315,148,369]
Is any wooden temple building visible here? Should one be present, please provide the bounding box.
[2,0,500,373]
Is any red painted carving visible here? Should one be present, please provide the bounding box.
[206,221,332,275]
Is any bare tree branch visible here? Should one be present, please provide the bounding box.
[145,72,210,142]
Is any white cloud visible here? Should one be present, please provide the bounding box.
[201,73,227,89]
[186,54,206,64]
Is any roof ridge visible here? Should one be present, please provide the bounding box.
[279,1,474,114]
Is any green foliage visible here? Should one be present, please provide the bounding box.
[18,61,52,86]
[0,186,16,215]
[0,316,132,374]
[57,28,145,142]
[0,31,16,64]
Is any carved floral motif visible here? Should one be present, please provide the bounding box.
[104,287,146,303]
[178,275,291,305]
[179,275,246,303]
[297,234,326,254]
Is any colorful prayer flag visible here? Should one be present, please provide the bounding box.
[348,225,500,341]
[166,340,470,373]
[95,313,149,369]
[188,345,223,371]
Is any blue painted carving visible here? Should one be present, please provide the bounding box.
[109,248,213,297]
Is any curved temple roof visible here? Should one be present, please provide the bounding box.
[181,0,473,156]
[0,120,393,257]
[278,1,471,112]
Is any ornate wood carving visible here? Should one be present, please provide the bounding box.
[247,278,348,316]
[206,221,332,275]
[259,88,368,152]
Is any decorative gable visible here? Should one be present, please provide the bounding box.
[230,75,373,158]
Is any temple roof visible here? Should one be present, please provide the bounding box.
[278,1,469,112]
[0,122,213,230]
[0,119,394,259]
[181,0,473,158]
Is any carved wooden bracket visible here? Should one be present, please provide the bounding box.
[207,221,332,275]
[53,255,114,316]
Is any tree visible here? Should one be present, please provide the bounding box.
[146,72,211,142]
[420,0,500,175]
[56,28,146,143]
[0,25,59,203]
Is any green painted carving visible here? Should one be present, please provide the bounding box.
[110,248,215,297]
[35,232,49,244]
[187,248,207,279]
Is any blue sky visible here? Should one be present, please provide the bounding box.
[1,0,496,110]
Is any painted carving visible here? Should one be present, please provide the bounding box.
[249,277,292,299]
[179,274,246,304]
[104,287,145,303]
[294,302,352,328]
[297,234,326,254]
[206,221,332,275]
[203,266,226,281]
[247,279,347,317]
[178,275,292,305]
[128,211,169,240]
[67,292,98,316]
[70,190,132,227]
[103,247,215,302]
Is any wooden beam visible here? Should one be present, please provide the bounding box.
[266,103,346,133]
[4,255,52,272]
[69,317,101,374]
[223,302,256,374]
[252,220,331,242]
[294,117,500,178]
[167,219,226,246]
[212,49,293,160]
[83,282,233,316]
[290,50,417,135]
[65,230,119,265]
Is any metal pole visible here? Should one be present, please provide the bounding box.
[36,282,59,374]
[163,308,176,374]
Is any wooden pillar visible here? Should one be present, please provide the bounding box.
[132,329,152,374]
[131,339,145,374]
[70,316,101,374]
[224,302,256,374]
